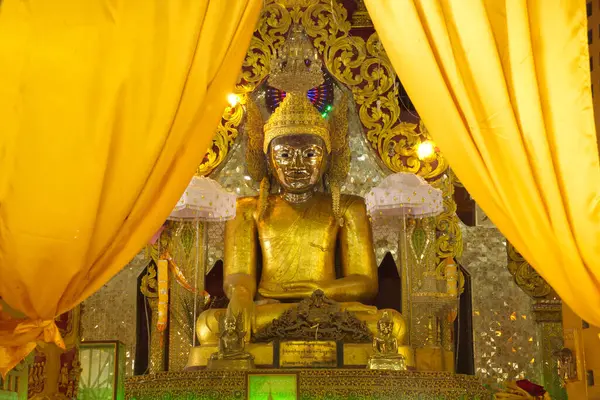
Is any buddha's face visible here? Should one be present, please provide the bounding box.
[269,134,326,193]
[224,317,236,331]
[378,320,393,336]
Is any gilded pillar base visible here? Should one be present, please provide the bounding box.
[415,346,455,372]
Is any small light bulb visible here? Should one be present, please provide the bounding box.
[416,141,436,160]
[227,93,239,107]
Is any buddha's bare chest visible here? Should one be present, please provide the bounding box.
[258,203,336,245]
[256,202,338,281]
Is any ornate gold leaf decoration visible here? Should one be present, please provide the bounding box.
[196,99,245,176]
[507,242,553,299]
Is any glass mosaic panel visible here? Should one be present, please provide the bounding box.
[80,252,149,376]
[460,223,541,386]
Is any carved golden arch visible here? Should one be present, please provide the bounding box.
[507,242,554,300]
[197,0,462,266]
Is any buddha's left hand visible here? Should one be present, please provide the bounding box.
[281,281,320,291]
[258,281,322,298]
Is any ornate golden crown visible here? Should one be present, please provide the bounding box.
[263,92,331,153]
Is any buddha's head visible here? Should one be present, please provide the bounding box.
[223,315,237,332]
[269,134,326,193]
[246,89,349,221]
[262,92,333,196]
[377,311,394,336]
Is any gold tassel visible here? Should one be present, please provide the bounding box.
[156,260,169,340]
[445,257,458,296]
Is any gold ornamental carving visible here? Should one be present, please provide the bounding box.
[507,242,553,299]
[253,290,373,343]
[351,0,374,28]
[196,100,245,176]
[195,0,461,268]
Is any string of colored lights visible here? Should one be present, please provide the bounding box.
[266,70,335,117]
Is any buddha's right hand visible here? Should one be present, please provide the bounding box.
[226,285,254,336]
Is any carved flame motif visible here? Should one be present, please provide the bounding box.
[253,290,372,343]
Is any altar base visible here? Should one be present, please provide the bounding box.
[186,342,415,369]
[126,370,492,400]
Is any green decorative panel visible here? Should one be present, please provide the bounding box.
[79,341,125,400]
[248,374,297,400]
[0,357,28,400]
[0,391,18,400]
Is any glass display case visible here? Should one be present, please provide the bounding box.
[79,341,125,400]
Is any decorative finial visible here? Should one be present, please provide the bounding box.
[269,24,324,93]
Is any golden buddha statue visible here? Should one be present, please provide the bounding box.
[367,311,407,370]
[207,313,254,370]
[195,89,406,348]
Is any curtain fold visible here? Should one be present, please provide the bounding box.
[0,0,262,375]
[365,0,600,325]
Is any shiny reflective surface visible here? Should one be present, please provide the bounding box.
[368,311,407,371]
[460,224,540,385]
[196,189,406,346]
[270,135,325,194]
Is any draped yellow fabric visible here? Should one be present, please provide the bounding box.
[0,0,262,375]
[365,0,600,325]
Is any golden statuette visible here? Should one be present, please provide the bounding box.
[367,311,407,371]
[207,313,255,370]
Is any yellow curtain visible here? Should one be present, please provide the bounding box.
[0,0,261,374]
[365,0,600,325]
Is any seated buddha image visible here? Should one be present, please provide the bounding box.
[195,87,407,347]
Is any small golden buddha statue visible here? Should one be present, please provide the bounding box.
[367,311,407,370]
[207,313,254,370]
[195,88,406,348]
